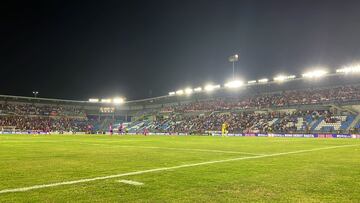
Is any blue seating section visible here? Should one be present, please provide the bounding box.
[305,115,313,124]
[311,117,324,131]
[340,115,355,130]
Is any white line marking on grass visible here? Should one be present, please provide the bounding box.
[117,180,144,186]
[0,144,358,194]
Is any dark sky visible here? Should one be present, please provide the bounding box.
[2,0,360,100]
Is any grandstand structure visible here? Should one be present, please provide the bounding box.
[1,73,360,136]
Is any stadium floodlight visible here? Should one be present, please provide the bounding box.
[194,87,202,92]
[113,97,125,104]
[185,88,193,95]
[101,98,112,103]
[32,91,39,98]
[89,98,99,103]
[204,84,220,92]
[273,74,296,82]
[169,91,176,96]
[247,80,256,84]
[224,80,244,88]
[204,85,214,91]
[176,89,184,95]
[228,54,239,80]
[288,75,296,79]
[336,64,360,74]
[302,69,327,78]
[228,54,239,62]
[258,78,269,83]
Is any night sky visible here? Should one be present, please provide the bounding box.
[2,0,360,100]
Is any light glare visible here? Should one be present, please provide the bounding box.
[258,78,269,83]
[274,75,296,82]
[101,99,112,103]
[185,88,193,95]
[176,90,184,95]
[336,64,360,73]
[302,69,327,78]
[113,97,125,104]
[89,98,99,102]
[204,84,220,92]
[194,87,202,92]
[224,80,244,88]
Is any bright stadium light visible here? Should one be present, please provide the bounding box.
[89,98,99,103]
[169,91,176,96]
[101,98,112,103]
[228,54,239,80]
[302,69,327,78]
[224,80,244,88]
[273,74,296,82]
[32,91,39,98]
[288,75,296,79]
[185,88,193,95]
[336,64,360,74]
[204,84,213,91]
[204,84,220,92]
[194,87,202,92]
[247,80,256,84]
[176,89,184,95]
[258,78,269,83]
[113,97,125,104]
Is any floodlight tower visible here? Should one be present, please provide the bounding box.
[228,54,239,80]
[32,91,39,98]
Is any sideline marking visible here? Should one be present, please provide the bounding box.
[0,144,358,194]
[117,180,144,186]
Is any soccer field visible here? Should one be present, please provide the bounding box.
[0,135,359,202]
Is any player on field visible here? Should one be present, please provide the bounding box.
[221,121,229,137]
[143,127,149,136]
[118,123,123,135]
[109,123,113,136]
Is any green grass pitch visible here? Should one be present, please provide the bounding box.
[0,134,359,202]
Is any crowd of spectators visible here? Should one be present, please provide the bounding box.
[0,102,90,132]
[161,85,360,112]
[152,110,347,134]
[0,103,86,117]
[0,116,89,132]
[147,85,360,134]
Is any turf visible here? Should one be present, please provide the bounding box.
[0,135,359,202]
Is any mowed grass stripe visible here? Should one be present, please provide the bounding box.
[78,143,264,156]
[0,144,357,194]
[0,137,264,155]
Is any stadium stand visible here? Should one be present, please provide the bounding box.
[1,74,360,135]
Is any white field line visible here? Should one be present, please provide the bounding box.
[82,143,263,156]
[117,180,144,186]
[0,144,358,194]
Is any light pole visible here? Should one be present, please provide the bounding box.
[228,54,239,80]
[32,91,39,98]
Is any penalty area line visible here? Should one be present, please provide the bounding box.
[0,144,358,194]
